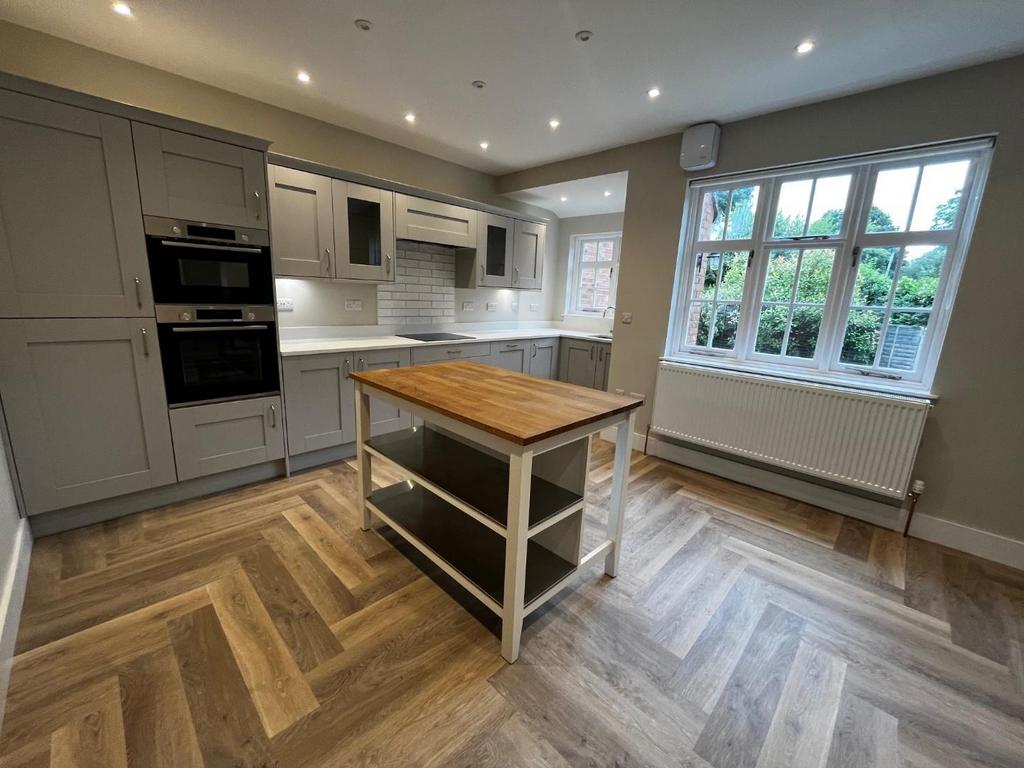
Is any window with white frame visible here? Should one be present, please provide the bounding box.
[667,140,992,392]
[566,232,622,315]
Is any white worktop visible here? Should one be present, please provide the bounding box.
[279,328,613,356]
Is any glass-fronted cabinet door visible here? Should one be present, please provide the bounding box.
[332,180,395,281]
[477,213,514,287]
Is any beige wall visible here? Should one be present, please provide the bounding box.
[499,55,1024,541]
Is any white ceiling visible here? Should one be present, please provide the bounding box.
[505,172,627,218]
[3,1,1023,175]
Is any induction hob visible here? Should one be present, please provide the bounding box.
[397,332,476,342]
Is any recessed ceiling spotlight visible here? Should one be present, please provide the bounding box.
[560,196,568,202]
[647,86,661,99]
[354,18,373,31]
[404,112,416,124]
[795,40,815,54]
[574,30,593,42]
[297,71,311,84]
[112,2,132,17]
[549,118,561,130]
[471,80,486,89]
[604,190,612,197]
[479,141,489,150]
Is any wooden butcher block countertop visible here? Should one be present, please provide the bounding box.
[349,361,644,445]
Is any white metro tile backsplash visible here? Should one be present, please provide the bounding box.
[377,242,456,325]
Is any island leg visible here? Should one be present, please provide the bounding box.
[501,450,533,663]
[355,382,373,531]
[605,411,636,577]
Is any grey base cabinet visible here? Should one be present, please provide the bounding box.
[0,318,176,514]
[354,348,412,435]
[559,339,611,390]
[170,396,284,481]
[282,353,355,455]
[527,338,559,379]
[491,341,528,373]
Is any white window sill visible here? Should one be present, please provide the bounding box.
[660,354,936,401]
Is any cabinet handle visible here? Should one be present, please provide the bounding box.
[134,276,143,308]
[385,253,392,276]
[269,404,277,427]
[343,358,351,378]
[480,264,484,282]
[532,343,537,358]
[358,356,366,370]
[323,247,332,276]
[590,346,594,361]
[513,266,519,284]
[253,190,262,220]
[446,349,462,355]
[140,326,149,357]
[505,343,518,349]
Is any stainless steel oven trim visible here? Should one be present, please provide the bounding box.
[171,325,269,333]
[158,240,263,254]
[144,215,270,247]
[156,305,276,323]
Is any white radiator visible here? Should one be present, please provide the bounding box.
[650,362,931,499]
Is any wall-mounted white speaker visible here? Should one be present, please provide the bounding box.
[680,122,721,171]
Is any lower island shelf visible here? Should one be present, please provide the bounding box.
[366,481,578,610]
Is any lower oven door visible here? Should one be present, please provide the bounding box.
[158,322,280,406]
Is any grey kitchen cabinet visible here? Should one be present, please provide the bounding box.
[527,338,559,379]
[133,123,268,229]
[0,91,153,318]
[282,353,355,455]
[411,341,492,365]
[476,213,515,287]
[170,395,285,481]
[491,340,528,373]
[354,348,412,435]
[0,318,176,514]
[558,338,611,389]
[334,181,396,282]
[269,165,334,278]
[512,220,545,290]
[394,193,477,249]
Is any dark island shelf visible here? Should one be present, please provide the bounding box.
[366,427,583,530]
[367,482,577,606]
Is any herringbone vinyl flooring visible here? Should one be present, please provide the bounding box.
[1,440,1022,767]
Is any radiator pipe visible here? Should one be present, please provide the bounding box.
[902,479,925,537]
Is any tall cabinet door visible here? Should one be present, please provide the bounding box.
[0,318,176,514]
[269,166,334,278]
[512,220,545,290]
[133,123,268,229]
[477,213,513,287]
[334,181,395,282]
[0,91,152,318]
[282,353,355,455]
[354,348,412,435]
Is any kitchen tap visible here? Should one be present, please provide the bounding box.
[602,305,616,319]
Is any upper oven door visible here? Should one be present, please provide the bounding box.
[157,321,280,406]
[147,237,274,305]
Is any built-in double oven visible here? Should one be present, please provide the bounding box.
[146,217,279,407]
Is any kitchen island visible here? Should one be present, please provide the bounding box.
[348,361,643,662]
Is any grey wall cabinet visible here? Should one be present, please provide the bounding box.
[512,220,545,290]
[133,123,268,229]
[528,338,559,380]
[0,318,176,514]
[170,395,285,481]
[334,181,395,282]
[558,339,611,389]
[354,348,412,435]
[395,194,477,249]
[282,353,355,455]
[476,213,515,287]
[0,91,153,318]
[269,165,334,278]
[491,341,527,373]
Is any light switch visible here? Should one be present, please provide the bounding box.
[276,297,294,311]
[344,299,363,311]
[621,311,633,324]
[462,301,475,311]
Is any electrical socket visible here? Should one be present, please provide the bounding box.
[462,301,475,311]
[344,299,363,311]
[486,302,497,312]
[276,297,294,312]
[614,388,625,395]
[530,303,539,312]
[510,301,519,312]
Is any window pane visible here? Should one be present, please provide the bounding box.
[691,252,719,298]
[581,241,597,261]
[840,309,885,365]
[786,307,823,358]
[910,160,969,231]
[685,302,712,346]
[867,166,919,233]
[763,249,798,301]
[717,252,748,301]
[807,175,852,235]
[597,239,615,261]
[698,190,729,240]
[773,179,812,237]
[712,304,740,350]
[795,248,834,303]
[593,266,613,309]
[725,186,759,239]
[895,245,945,308]
[852,247,899,306]
[755,305,787,354]
[578,266,596,309]
[879,312,929,370]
